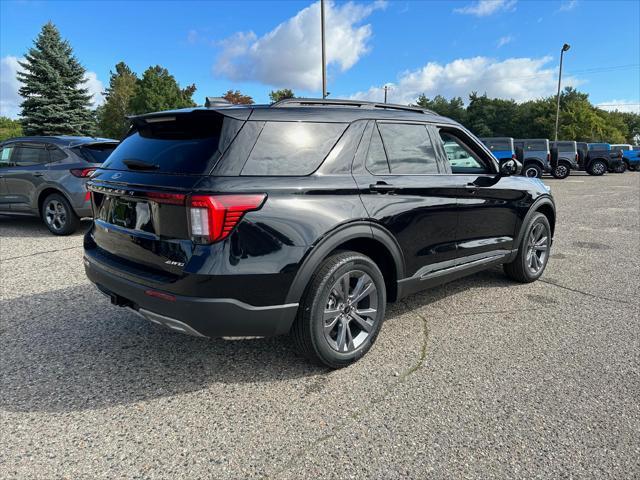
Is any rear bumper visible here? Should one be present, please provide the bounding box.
[84,254,299,337]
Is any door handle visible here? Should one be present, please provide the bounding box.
[369,181,396,193]
[465,182,479,193]
[33,172,44,177]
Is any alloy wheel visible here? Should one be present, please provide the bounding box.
[526,222,549,275]
[45,200,67,231]
[323,270,379,353]
[593,162,606,175]
[555,165,568,177]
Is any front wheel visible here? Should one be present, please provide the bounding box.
[291,251,386,368]
[551,162,570,179]
[504,212,551,283]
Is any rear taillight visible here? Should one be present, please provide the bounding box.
[70,168,96,178]
[189,194,266,244]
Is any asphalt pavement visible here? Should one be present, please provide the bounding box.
[1,171,638,479]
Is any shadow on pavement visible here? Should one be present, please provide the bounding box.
[0,215,91,238]
[0,267,516,414]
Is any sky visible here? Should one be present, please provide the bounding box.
[1,0,639,119]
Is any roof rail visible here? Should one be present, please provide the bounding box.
[271,98,437,115]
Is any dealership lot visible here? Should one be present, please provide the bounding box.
[1,172,638,479]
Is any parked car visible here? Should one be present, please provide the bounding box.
[610,144,640,171]
[480,137,515,163]
[83,99,555,368]
[550,141,579,179]
[0,136,118,234]
[514,139,551,178]
[581,143,624,175]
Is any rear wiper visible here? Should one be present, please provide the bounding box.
[123,159,160,170]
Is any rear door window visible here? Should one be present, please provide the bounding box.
[377,123,438,174]
[241,122,346,176]
[13,144,50,166]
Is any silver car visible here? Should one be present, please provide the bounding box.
[0,136,118,234]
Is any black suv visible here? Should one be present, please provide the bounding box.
[83,99,555,368]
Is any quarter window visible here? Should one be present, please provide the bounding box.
[241,121,346,176]
[366,126,390,174]
[377,123,438,174]
[0,146,13,166]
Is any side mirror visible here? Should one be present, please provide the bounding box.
[500,158,519,176]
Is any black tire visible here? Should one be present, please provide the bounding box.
[504,212,551,283]
[551,161,571,179]
[615,162,627,173]
[41,193,79,235]
[291,250,386,368]
[523,163,543,178]
[587,159,607,176]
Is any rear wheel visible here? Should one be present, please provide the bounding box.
[291,251,386,368]
[551,162,570,179]
[588,160,607,176]
[615,162,627,173]
[523,163,543,178]
[41,193,79,235]
[504,213,551,283]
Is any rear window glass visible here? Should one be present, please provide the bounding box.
[241,121,346,176]
[378,123,438,174]
[73,144,117,163]
[526,140,548,151]
[483,139,512,151]
[555,142,576,152]
[102,114,224,174]
[588,143,609,151]
[612,145,630,151]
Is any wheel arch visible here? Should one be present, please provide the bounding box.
[515,196,556,246]
[37,187,73,216]
[284,221,405,305]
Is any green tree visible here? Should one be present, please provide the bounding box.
[129,66,196,114]
[17,22,94,135]
[97,62,138,139]
[222,89,254,104]
[415,94,466,124]
[0,117,23,141]
[269,88,295,103]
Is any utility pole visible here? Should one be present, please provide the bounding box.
[321,0,327,99]
[554,43,571,141]
[384,85,388,103]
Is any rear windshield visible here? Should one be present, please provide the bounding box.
[102,113,228,174]
[611,145,630,151]
[483,139,513,151]
[73,143,117,163]
[555,142,576,152]
[526,140,548,151]
[241,121,346,176]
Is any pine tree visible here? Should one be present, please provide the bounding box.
[129,66,196,115]
[18,22,94,136]
[98,62,138,139]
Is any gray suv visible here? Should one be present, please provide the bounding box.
[550,141,579,179]
[514,139,551,178]
[0,136,118,234]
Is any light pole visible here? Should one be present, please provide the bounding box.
[321,0,327,99]
[384,85,388,103]
[554,43,571,141]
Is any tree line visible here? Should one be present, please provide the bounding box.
[415,88,639,144]
[2,22,638,145]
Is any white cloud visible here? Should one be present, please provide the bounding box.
[214,0,386,91]
[349,56,581,105]
[0,56,24,119]
[558,0,578,12]
[0,55,104,119]
[497,35,513,47]
[596,100,640,114]
[454,0,516,17]
[83,71,104,107]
